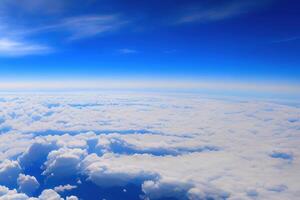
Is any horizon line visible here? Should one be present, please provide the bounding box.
[0,79,298,95]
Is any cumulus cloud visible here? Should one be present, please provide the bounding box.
[96,133,220,156]
[18,141,58,173]
[82,153,159,188]
[142,180,229,200]
[54,185,77,193]
[65,196,78,200]
[0,185,28,200]
[0,92,299,199]
[38,189,63,200]
[0,160,21,188]
[42,148,87,178]
[81,152,235,199]
[142,180,193,199]
[0,186,78,200]
[17,174,39,196]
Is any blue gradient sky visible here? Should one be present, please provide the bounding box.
[0,0,299,85]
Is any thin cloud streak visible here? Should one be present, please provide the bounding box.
[176,1,269,24]
[0,14,127,56]
[2,15,129,40]
[0,38,52,57]
[61,15,128,40]
[272,36,300,43]
[117,48,138,54]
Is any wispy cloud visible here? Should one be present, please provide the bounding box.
[15,15,128,40]
[0,18,52,57]
[0,1,129,40]
[0,14,127,56]
[272,36,300,43]
[176,1,268,24]
[117,48,138,54]
[0,0,68,15]
[54,184,77,193]
[59,15,128,40]
[0,38,51,57]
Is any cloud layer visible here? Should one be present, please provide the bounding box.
[0,92,299,199]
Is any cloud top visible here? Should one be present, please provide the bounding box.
[0,91,299,199]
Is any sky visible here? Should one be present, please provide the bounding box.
[0,0,299,88]
[0,2,300,199]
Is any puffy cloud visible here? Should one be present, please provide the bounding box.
[142,180,229,200]
[81,152,233,199]
[0,92,299,199]
[17,174,39,196]
[96,133,220,156]
[18,141,58,172]
[82,153,158,187]
[187,187,229,200]
[65,196,78,200]
[54,185,77,193]
[38,189,63,200]
[42,148,87,178]
[142,180,193,199]
[0,186,78,200]
[0,185,28,200]
[0,160,21,188]
[0,133,33,161]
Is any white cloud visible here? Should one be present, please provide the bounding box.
[0,80,299,97]
[0,186,77,200]
[60,15,127,40]
[0,92,299,199]
[0,12,126,57]
[18,141,58,172]
[0,185,28,200]
[142,180,229,200]
[0,0,67,15]
[38,189,63,200]
[81,153,159,188]
[96,133,220,155]
[176,1,268,24]
[65,196,78,200]
[81,152,234,199]
[142,180,193,199]
[27,15,128,41]
[0,160,21,188]
[272,36,300,43]
[117,48,138,54]
[187,187,228,200]
[17,174,39,196]
[0,38,51,57]
[54,185,77,193]
[42,148,87,178]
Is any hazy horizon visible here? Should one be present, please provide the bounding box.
[0,1,299,200]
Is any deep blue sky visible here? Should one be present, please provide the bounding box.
[0,0,299,83]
